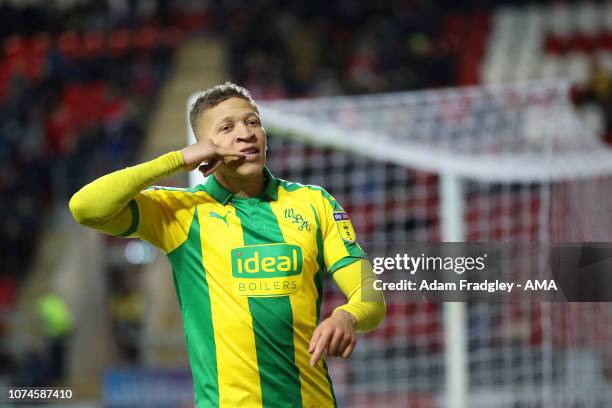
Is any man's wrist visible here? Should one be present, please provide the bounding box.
[333,308,358,326]
[179,148,199,170]
[153,151,188,175]
[179,147,192,166]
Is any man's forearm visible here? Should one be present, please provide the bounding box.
[69,151,185,227]
[332,259,386,332]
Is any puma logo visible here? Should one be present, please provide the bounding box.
[209,210,230,226]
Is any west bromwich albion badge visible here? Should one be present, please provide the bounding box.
[333,211,356,243]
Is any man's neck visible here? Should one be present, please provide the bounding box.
[214,170,265,198]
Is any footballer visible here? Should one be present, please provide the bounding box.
[69,82,385,407]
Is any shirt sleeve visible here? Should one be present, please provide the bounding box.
[332,259,386,332]
[69,151,186,251]
[133,188,201,252]
[316,188,367,275]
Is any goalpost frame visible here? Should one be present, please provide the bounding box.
[440,173,468,408]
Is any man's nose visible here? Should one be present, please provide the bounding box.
[235,122,256,142]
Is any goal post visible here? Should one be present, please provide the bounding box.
[439,172,467,408]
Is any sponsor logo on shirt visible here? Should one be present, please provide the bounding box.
[231,243,303,296]
[333,212,349,221]
[334,211,356,243]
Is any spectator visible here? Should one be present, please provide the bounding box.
[37,293,73,383]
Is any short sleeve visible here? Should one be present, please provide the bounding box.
[316,188,367,275]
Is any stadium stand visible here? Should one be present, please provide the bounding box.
[0,0,181,389]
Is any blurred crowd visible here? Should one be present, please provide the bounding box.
[226,0,476,98]
[0,1,180,382]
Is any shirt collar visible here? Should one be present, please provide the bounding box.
[202,166,278,204]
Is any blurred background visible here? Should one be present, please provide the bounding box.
[1,0,612,407]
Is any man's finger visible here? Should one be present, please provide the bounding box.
[308,327,322,354]
[310,330,331,366]
[199,160,222,177]
[327,330,343,357]
[340,338,356,359]
[215,147,247,158]
[336,333,352,357]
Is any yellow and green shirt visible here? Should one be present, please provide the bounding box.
[69,151,385,408]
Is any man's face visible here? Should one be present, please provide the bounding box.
[196,97,266,178]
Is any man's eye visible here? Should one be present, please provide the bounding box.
[220,125,232,133]
[248,120,260,126]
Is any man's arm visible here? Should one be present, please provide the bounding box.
[309,259,385,366]
[332,259,386,332]
[307,188,385,366]
[69,151,185,235]
[69,139,245,235]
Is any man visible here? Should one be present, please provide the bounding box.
[69,82,385,407]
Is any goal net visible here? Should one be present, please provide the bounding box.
[254,80,612,408]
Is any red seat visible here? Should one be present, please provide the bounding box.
[109,29,131,57]
[569,33,596,53]
[161,26,182,48]
[82,32,105,58]
[81,82,106,124]
[57,31,82,60]
[3,34,27,59]
[30,33,51,57]
[599,32,612,51]
[545,35,568,54]
[134,26,158,51]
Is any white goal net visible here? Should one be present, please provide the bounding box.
[188,80,612,407]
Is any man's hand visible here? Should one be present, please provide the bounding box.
[181,139,245,176]
[308,309,357,367]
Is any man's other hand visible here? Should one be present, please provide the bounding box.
[308,309,357,366]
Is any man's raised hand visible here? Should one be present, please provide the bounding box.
[181,139,245,176]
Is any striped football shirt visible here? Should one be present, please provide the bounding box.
[123,167,366,407]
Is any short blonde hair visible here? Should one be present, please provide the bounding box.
[189,82,258,134]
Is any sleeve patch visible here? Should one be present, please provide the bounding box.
[333,211,356,243]
[333,211,350,221]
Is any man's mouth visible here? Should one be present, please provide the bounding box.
[240,147,260,161]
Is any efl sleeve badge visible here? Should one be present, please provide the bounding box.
[333,211,356,243]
